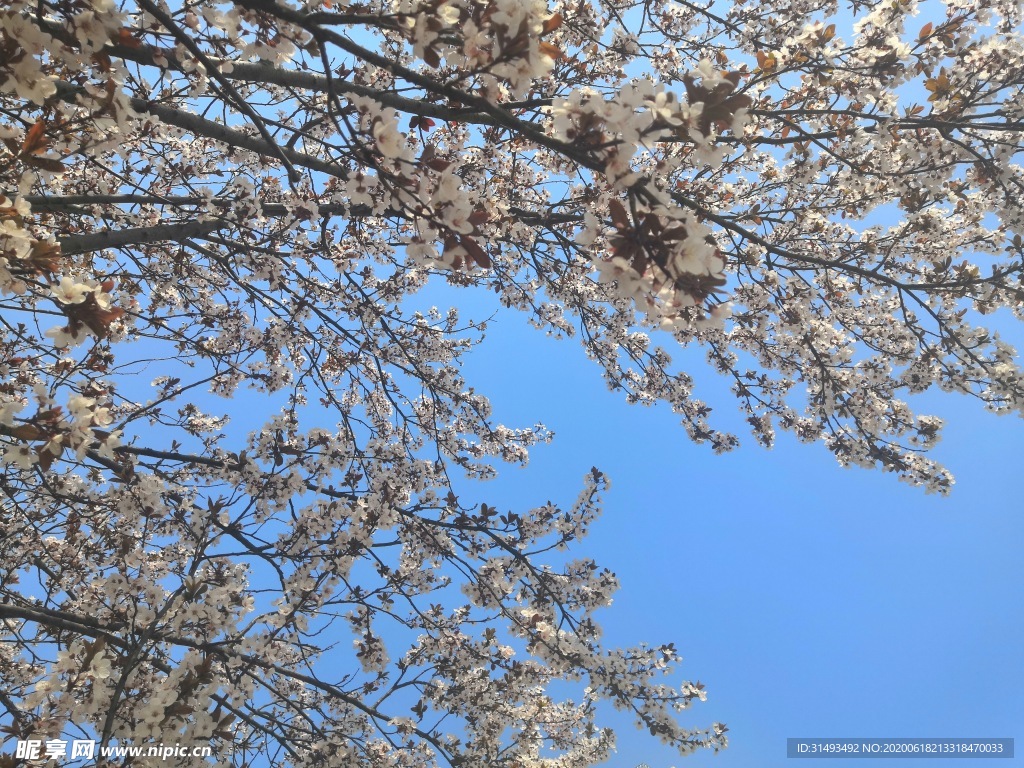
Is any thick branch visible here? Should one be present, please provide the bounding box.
[58,220,228,256]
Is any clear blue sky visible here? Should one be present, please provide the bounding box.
[424,280,1024,768]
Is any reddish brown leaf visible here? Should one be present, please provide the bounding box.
[422,46,441,69]
[26,241,62,275]
[538,41,563,61]
[608,199,631,230]
[541,12,563,35]
[9,425,44,441]
[21,120,48,156]
[23,155,65,173]
[37,447,55,472]
[90,306,126,334]
[461,236,491,268]
[92,52,113,72]
[723,71,743,91]
[112,27,143,48]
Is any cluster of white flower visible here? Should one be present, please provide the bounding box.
[0,195,34,295]
[0,9,59,104]
[43,276,119,347]
[397,0,559,97]
[0,387,121,471]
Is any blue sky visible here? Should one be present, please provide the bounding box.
[432,282,1023,768]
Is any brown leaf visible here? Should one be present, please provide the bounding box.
[27,241,63,274]
[410,115,435,131]
[724,93,752,112]
[23,155,65,173]
[441,235,464,270]
[608,199,630,230]
[541,12,563,35]
[37,444,60,471]
[538,41,563,61]
[111,27,143,49]
[86,306,126,338]
[662,225,688,242]
[422,45,441,69]
[640,212,661,238]
[92,51,113,72]
[9,424,44,441]
[21,119,48,156]
[461,236,491,268]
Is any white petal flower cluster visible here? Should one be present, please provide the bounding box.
[0,195,36,295]
[0,11,58,104]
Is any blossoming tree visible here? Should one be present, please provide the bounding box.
[1,0,1022,765]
